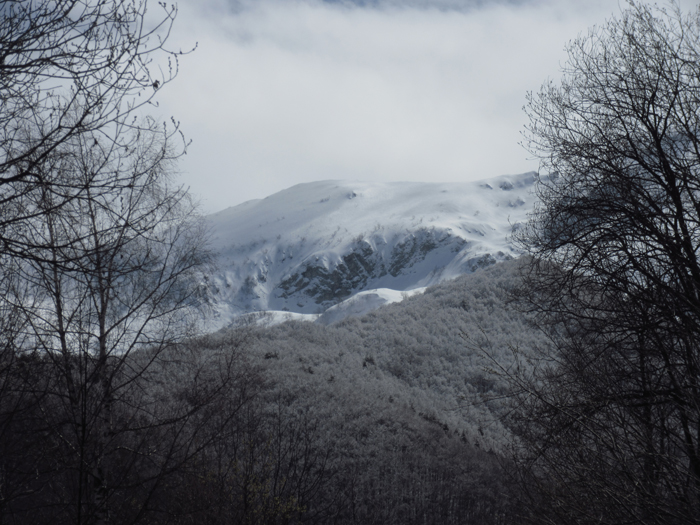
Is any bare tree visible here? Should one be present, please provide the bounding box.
[511,2,700,524]
[0,0,187,259]
[0,2,243,523]
[0,115,214,523]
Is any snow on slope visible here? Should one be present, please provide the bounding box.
[316,287,426,325]
[202,172,537,329]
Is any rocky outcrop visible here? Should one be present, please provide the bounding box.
[273,228,489,311]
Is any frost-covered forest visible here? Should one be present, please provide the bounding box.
[191,258,543,523]
[238,257,537,451]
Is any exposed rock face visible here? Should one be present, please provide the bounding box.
[276,229,474,309]
[278,241,376,303]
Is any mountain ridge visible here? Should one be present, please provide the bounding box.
[201,172,538,329]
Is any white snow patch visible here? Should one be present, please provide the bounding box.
[227,310,321,328]
[317,287,426,325]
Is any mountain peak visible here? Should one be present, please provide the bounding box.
[202,173,537,329]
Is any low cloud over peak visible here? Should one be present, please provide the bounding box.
[158,0,668,212]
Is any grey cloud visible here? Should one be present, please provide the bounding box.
[224,0,538,13]
[320,0,535,7]
[164,0,628,212]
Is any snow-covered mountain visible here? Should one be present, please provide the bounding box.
[201,172,538,328]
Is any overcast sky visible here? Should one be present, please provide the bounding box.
[155,0,693,213]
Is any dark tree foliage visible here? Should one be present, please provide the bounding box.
[512,2,700,524]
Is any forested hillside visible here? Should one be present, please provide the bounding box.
[241,257,540,449]
[175,258,546,523]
